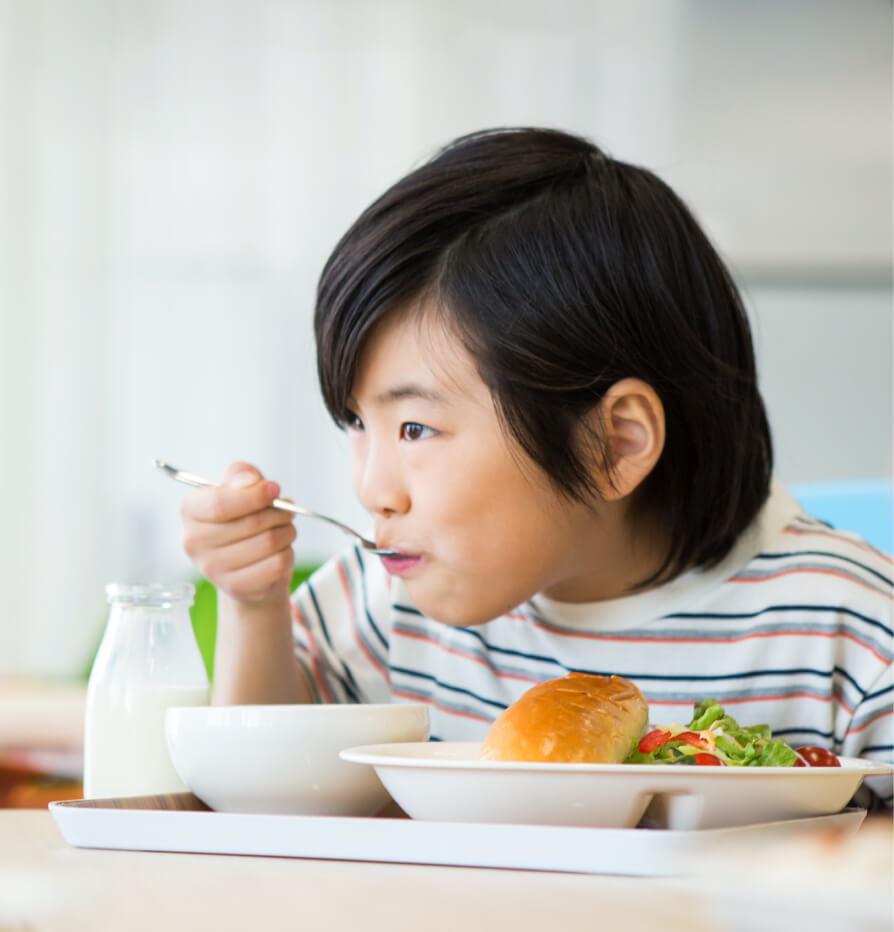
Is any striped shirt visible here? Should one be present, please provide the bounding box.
[291,482,893,807]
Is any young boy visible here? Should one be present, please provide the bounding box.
[179,128,892,807]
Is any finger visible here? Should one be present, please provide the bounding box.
[183,503,296,556]
[181,475,281,524]
[221,461,264,487]
[199,523,298,580]
[216,544,296,603]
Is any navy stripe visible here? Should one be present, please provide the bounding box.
[394,602,424,617]
[862,744,894,754]
[292,649,322,703]
[774,726,835,741]
[864,683,893,701]
[337,554,389,673]
[391,665,508,712]
[458,626,561,669]
[666,604,893,639]
[353,547,389,652]
[573,664,868,693]
[306,580,360,701]
[754,549,893,588]
[396,613,874,694]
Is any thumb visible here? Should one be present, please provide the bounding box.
[222,461,263,489]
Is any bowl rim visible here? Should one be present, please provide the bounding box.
[165,702,431,720]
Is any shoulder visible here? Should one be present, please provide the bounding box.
[721,480,892,603]
[738,510,893,602]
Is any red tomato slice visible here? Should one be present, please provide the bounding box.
[693,753,725,766]
[675,731,712,751]
[638,728,673,753]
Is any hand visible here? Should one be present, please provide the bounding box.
[180,461,297,605]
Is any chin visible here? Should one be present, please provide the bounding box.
[407,585,508,629]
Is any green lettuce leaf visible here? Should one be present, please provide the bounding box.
[624,699,801,767]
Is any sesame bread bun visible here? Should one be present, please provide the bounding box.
[478,672,649,764]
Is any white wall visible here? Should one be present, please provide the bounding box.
[1,0,890,676]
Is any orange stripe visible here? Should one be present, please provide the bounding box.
[648,691,853,715]
[783,525,893,562]
[389,689,493,723]
[393,627,541,684]
[290,600,333,703]
[526,619,889,664]
[730,566,892,599]
[846,706,893,736]
[336,558,390,682]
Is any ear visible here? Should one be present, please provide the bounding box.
[594,378,665,501]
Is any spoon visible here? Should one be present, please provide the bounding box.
[154,460,400,557]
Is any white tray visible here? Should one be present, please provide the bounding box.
[49,793,867,876]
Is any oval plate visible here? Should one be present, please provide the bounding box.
[340,741,892,829]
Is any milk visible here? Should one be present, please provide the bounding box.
[83,683,209,798]
[83,581,209,800]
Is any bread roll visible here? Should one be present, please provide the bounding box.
[478,672,648,763]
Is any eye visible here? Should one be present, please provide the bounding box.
[344,411,364,432]
[400,422,435,441]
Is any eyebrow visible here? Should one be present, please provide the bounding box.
[372,383,449,406]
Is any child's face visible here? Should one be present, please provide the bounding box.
[347,307,624,625]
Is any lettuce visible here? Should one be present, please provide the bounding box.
[625,699,799,767]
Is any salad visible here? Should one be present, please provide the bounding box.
[624,699,840,767]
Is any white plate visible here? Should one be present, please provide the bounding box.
[340,742,892,830]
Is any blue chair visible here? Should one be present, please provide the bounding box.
[790,478,893,555]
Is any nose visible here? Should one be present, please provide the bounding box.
[352,438,410,519]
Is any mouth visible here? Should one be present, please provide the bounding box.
[378,551,423,576]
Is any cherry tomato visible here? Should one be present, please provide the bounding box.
[793,746,841,767]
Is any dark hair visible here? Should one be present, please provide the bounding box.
[315,127,772,584]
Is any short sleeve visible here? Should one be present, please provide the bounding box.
[290,544,395,704]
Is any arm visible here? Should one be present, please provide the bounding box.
[180,461,313,706]
[212,590,314,705]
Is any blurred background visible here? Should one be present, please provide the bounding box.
[1,0,891,679]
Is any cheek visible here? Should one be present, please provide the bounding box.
[348,435,366,493]
[427,481,546,569]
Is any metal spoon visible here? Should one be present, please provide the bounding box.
[154,460,400,557]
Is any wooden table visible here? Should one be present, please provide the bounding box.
[1,809,721,932]
[4,808,892,931]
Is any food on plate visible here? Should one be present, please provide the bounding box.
[791,745,841,767]
[477,672,648,763]
[625,699,842,767]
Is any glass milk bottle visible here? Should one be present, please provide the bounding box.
[83,582,209,798]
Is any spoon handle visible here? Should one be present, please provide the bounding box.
[154,460,317,520]
[152,460,392,554]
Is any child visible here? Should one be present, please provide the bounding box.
[179,127,892,807]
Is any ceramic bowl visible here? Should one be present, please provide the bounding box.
[165,703,430,815]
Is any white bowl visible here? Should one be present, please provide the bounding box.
[165,703,430,815]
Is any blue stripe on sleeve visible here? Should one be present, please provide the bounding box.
[390,665,509,712]
[666,604,893,640]
[306,579,361,701]
[352,547,389,652]
[753,549,893,588]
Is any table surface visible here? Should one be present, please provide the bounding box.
[1,809,724,932]
[4,809,893,932]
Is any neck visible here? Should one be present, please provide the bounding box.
[542,498,674,603]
